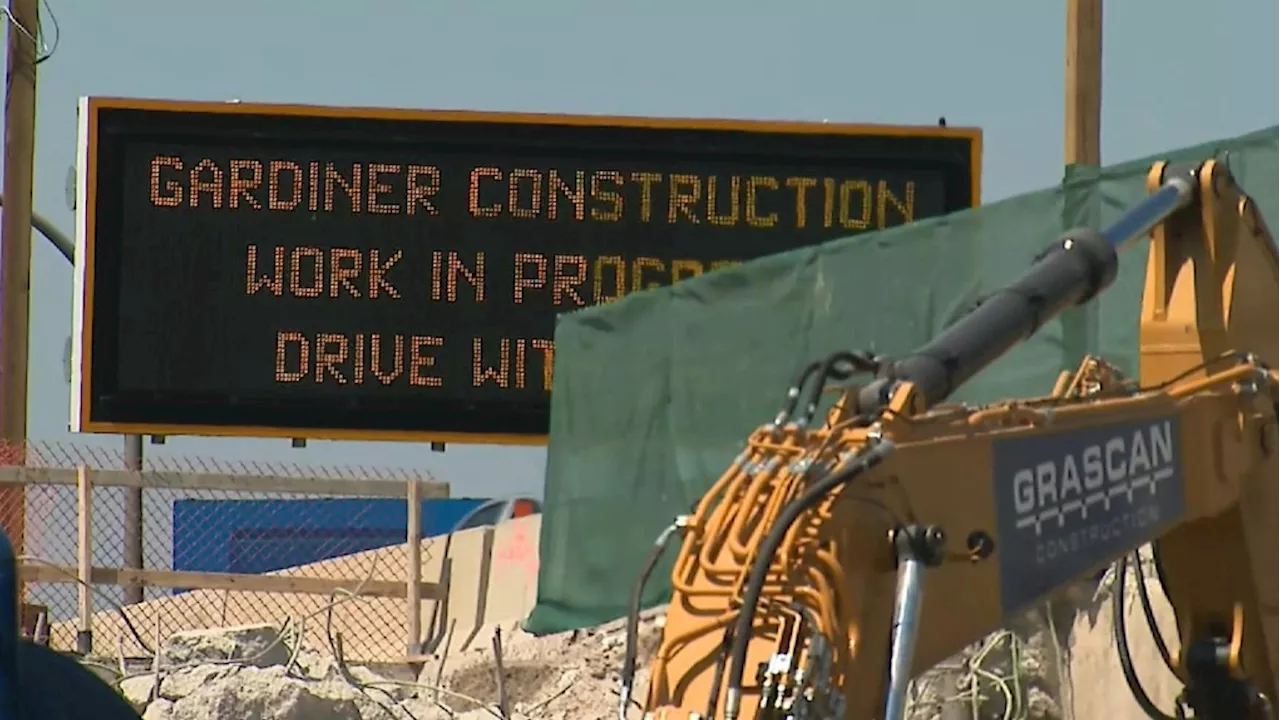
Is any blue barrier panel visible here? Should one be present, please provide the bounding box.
[172,498,486,583]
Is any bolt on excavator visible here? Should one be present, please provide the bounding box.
[616,158,1278,720]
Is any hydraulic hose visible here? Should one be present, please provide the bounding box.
[703,627,734,720]
[771,350,878,430]
[1114,553,1180,720]
[1131,550,1178,677]
[771,361,823,430]
[722,438,897,720]
[1149,543,1170,604]
[618,519,687,720]
[795,350,878,429]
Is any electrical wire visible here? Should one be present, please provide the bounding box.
[0,0,56,65]
[34,0,58,64]
[1138,350,1256,393]
[899,631,1028,719]
[721,438,896,720]
[1019,350,1249,414]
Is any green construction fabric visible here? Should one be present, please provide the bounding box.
[525,126,1279,635]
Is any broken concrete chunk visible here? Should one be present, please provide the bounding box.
[160,623,290,669]
[167,668,361,720]
[159,663,242,700]
[140,698,173,720]
[118,674,158,709]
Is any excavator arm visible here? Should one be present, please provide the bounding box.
[625,158,1278,720]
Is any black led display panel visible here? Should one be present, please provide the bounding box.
[72,97,981,443]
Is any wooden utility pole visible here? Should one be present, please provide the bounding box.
[1065,0,1103,166]
[1054,3,1104,719]
[0,0,40,559]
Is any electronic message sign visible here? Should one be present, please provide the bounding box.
[71,97,982,444]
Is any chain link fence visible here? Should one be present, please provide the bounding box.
[2,440,450,664]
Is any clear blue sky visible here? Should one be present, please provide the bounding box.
[11,0,1279,499]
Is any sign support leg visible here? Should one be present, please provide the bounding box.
[123,435,144,604]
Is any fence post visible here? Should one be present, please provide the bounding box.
[75,464,93,655]
[405,478,422,656]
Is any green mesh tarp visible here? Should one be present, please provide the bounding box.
[525,126,1279,635]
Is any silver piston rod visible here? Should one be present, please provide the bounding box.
[883,525,947,720]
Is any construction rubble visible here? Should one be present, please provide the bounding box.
[81,564,1178,720]
[96,615,670,720]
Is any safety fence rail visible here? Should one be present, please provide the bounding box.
[0,441,465,663]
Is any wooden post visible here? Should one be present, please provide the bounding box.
[1065,0,1103,167]
[405,478,422,656]
[76,465,94,654]
[1063,0,1105,370]
[0,0,40,574]
[1056,2,1103,715]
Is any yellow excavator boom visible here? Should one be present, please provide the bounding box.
[620,159,1277,720]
